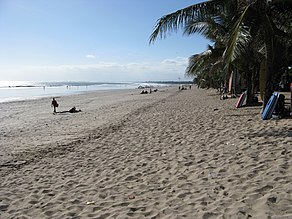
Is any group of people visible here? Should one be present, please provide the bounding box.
[51,98,81,114]
[140,88,158,94]
[179,85,192,90]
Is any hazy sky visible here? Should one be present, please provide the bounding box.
[0,0,209,82]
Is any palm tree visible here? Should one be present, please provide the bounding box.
[241,0,292,106]
[183,1,244,96]
[186,46,225,89]
[183,3,230,90]
[150,0,292,107]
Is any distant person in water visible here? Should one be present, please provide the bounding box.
[51,98,59,113]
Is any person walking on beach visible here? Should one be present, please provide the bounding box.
[51,98,59,113]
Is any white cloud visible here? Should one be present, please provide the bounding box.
[161,57,188,66]
[6,57,190,82]
[86,54,96,59]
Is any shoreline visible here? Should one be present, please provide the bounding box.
[1,87,292,218]
[0,81,183,104]
[0,86,140,104]
[0,87,138,104]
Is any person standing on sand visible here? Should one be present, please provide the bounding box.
[51,98,59,113]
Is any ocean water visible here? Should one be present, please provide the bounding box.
[0,81,175,103]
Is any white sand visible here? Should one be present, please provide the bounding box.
[0,87,291,219]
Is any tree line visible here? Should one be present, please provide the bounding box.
[150,0,292,107]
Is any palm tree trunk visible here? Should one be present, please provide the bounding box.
[246,70,253,105]
[251,65,257,101]
[260,1,275,108]
[263,30,274,108]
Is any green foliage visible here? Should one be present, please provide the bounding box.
[150,0,292,101]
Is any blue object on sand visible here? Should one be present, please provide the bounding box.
[261,92,280,120]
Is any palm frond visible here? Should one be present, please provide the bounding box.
[223,5,251,63]
[184,15,227,42]
[149,0,224,44]
[271,1,292,36]
[185,50,212,76]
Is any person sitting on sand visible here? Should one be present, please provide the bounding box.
[51,98,59,113]
[69,107,81,113]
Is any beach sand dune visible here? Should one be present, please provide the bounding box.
[0,87,291,218]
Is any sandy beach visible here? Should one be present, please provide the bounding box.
[1,87,291,219]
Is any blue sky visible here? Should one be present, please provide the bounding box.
[0,0,209,82]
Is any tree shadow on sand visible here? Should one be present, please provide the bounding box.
[247,129,292,138]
